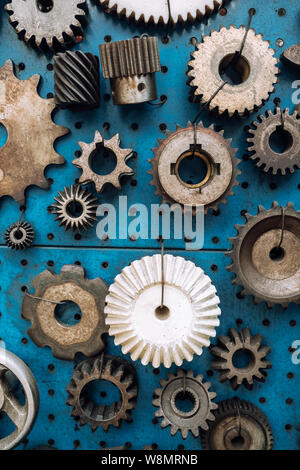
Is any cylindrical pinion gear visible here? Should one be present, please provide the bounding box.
[5,221,34,250]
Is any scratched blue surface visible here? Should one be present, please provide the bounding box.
[0,0,299,451]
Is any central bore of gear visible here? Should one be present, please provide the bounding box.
[230,434,246,449]
[89,145,117,176]
[54,301,82,326]
[36,0,54,13]
[66,201,84,219]
[232,349,255,370]
[269,246,285,261]
[269,127,293,154]
[219,53,250,85]
[81,379,121,420]
[175,150,212,189]
[12,229,24,241]
[171,387,199,418]
[155,305,170,320]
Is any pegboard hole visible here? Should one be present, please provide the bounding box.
[155,305,170,321]
[269,246,285,261]
[232,349,255,369]
[54,301,82,326]
[0,124,8,149]
[219,53,250,85]
[89,146,117,176]
[82,379,121,408]
[269,127,293,154]
[37,0,54,13]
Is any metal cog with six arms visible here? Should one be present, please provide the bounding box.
[153,370,217,439]
[5,221,34,250]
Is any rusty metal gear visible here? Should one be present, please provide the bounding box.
[22,265,108,360]
[66,354,138,432]
[153,370,217,439]
[51,184,98,232]
[5,1,87,49]
[0,60,69,205]
[188,26,278,116]
[5,221,34,250]
[72,130,134,193]
[148,122,240,213]
[227,202,300,308]
[200,398,274,450]
[247,108,300,175]
[211,327,272,390]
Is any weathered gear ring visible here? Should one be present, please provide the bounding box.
[0,348,39,450]
[153,370,217,439]
[72,130,134,193]
[188,26,278,116]
[227,202,300,308]
[148,122,240,213]
[51,185,98,232]
[247,108,300,175]
[211,327,272,390]
[5,221,34,250]
[22,265,108,360]
[105,254,221,368]
[66,354,138,432]
[200,398,274,450]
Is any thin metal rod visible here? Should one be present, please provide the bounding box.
[277,206,285,249]
[160,238,165,309]
[24,290,66,305]
[147,96,167,107]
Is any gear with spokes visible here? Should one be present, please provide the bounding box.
[247,107,300,175]
[227,202,300,308]
[105,254,221,368]
[211,327,272,390]
[148,122,240,213]
[0,60,69,205]
[153,370,217,439]
[5,221,34,250]
[66,355,138,432]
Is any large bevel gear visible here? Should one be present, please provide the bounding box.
[99,0,223,25]
[22,265,108,360]
[51,184,98,232]
[105,254,221,368]
[200,398,274,450]
[0,60,68,206]
[5,1,87,49]
[227,202,300,308]
[247,108,300,175]
[66,355,138,432]
[188,26,278,116]
[211,327,272,390]
[153,370,217,439]
[148,122,240,213]
[5,221,34,250]
[72,130,134,193]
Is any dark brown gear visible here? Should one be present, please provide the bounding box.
[227,201,300,308]
[211,327,272,389]
[66,355,138,432]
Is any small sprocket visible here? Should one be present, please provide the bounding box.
[5,221,34,250]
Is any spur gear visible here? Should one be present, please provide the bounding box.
[200,398,274,450]
[153,370,217,439]
[72,130,134,193]
[148,122,240,213]
[105,254,221,368]
[66,354,138,432]
[247,108,300,175]
[211,327,272,390]
[188,25,278,116]
[5,1,87,49]
[99,0,223,25]
[22,265,108,360]
[0,60,69,205]
[51,184,98,232]
[5,221,34,250]
[227,202,300,308]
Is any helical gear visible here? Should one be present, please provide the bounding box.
[5,221,34,250]
[153,370,217,439]
[66,355,138,432]
[211,327,272,390]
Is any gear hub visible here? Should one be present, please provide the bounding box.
[5,221,34,250]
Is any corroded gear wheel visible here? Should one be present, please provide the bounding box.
[247,108,300,175]
[153,370,217,439]
[105,254,221,368]
[66,355,138,432]
[0,60,69,205]
[51,184,98,232]
[99,0,223,25]
[148,122,240,213]
[200,398,274,450]
[72,130,134,193]
[211,327,272,390]
[5,1,87,49]
[227,202,300,308]
[22,265,108,360]
[5,221,34,250]
[188,25,278,116]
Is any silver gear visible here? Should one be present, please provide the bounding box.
[5,221,34,250]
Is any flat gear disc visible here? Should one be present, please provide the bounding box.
[227,202,300,308]
[66,355,138,432]
[153,370,217,439]
[200,398,274,450]
[188,26,278,116]
[148,122,240,213]
[247,108,300,175]
[211,327,272,390]
[0,60,69,205]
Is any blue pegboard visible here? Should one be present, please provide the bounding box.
[0,0,299,451]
